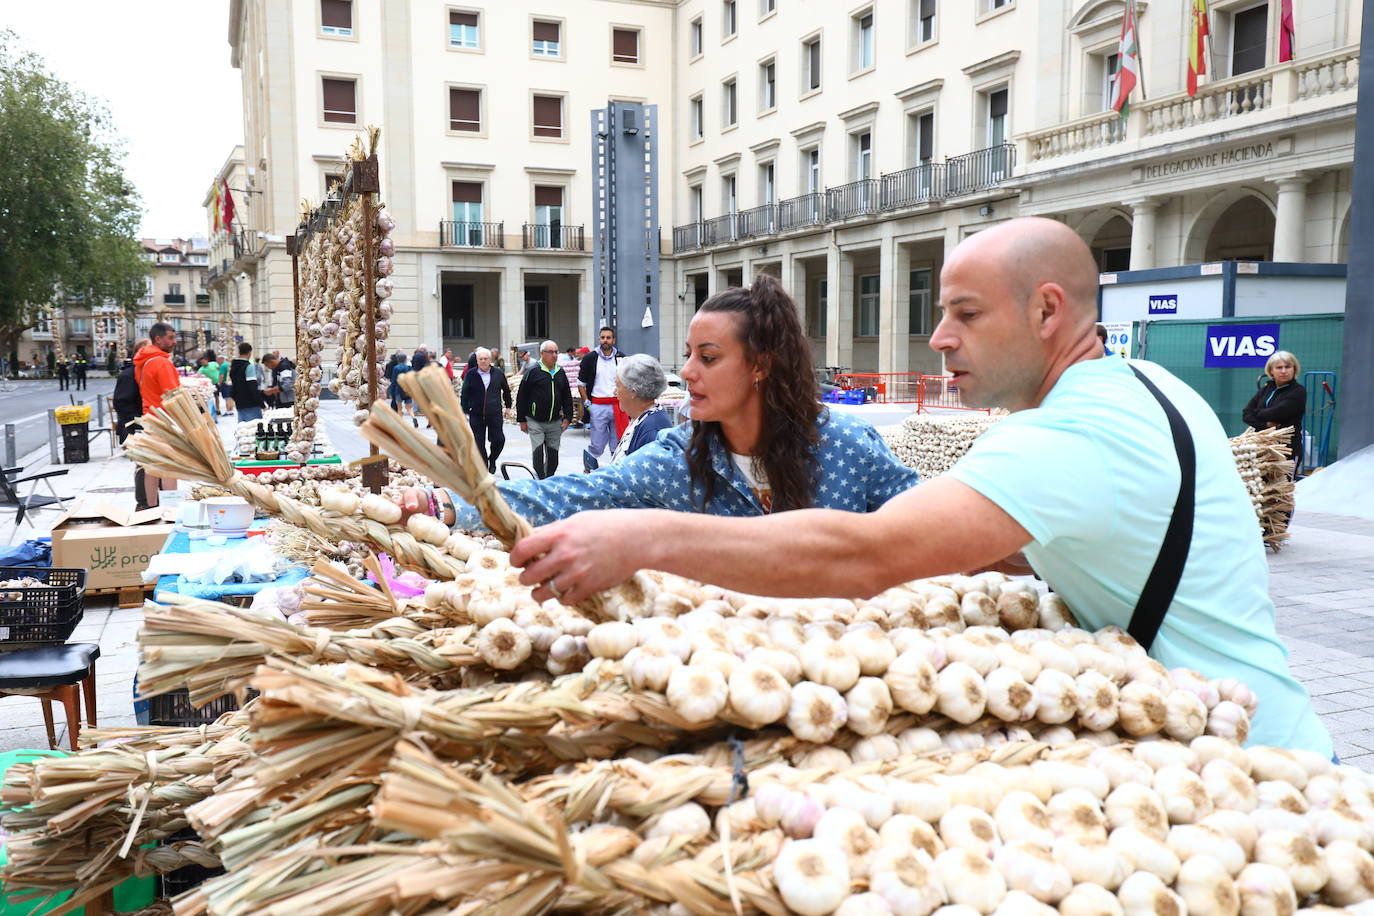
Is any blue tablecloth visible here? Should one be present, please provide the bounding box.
[152,526,308,601]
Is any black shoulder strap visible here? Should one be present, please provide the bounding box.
[1127,365,1197,651]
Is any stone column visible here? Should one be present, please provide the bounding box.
[824,242,853,369]
[1126,198,1159,270]
[500,264,524,358]
[1273,174,1311,263]
[877,233,912,375]
[577,271,594,351]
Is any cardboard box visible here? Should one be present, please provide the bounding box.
[50,502,176,591]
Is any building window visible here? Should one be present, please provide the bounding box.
[612,27,640,63]
[71,318,88,334]
[449,87,481,132]
[811,279,828,337]
[911,0,936,45]
[532,20,561,57]
[690,95,704,140]
[324,171,344,195]
[909,109,935,165]
[442,284,475,338]
[985,86,1009,147]
[689,184,704,221]
[1230,3,1269,75]
[321,77,357,123]
[723,1,738,38]
[159,252,180,264]
[525,287,550,340]
[758,161,776,205]
[985,0,1013,10]
[760,58,777,111]
[168,283,182,296]
[451,181,485,244]
[1084,52,1121,113]
[803,35,822,92]
[858,274,880,337]
[320,0,353,36]
[533,185,565,249]
[449,10,480,49]
[853,10,875,71]
[532,94,564,139]
[803,146,821,193]
[722,173,738,213]
[761,0,777,15]
[690,17,704,57]
[853,131,873,180]
[909,269,933,334]
[722,78,738,128]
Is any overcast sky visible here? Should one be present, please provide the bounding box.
[4,1,244,240]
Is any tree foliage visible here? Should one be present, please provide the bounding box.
[0,30,148,346]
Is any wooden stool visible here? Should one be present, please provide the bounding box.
[0,644,100,750]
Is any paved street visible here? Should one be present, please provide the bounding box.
[0,377,117,462]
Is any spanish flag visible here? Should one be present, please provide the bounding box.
[1187,0,1210,96]
[1279,0,1296,62]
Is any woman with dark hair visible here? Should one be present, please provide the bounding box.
[395,273,920,533]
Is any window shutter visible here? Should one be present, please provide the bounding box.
[919,0,935,18]
[534,185,564,206]
[919,113,934,161]
[449,10,478,27]
[322,78,357,122]
[532,20,560,42]
[452,181,483,204]
[612,28,639,62]
[533,95,563,137]
[321,0,352,28]
[989,88,1008,119]
[449,88,480,130]
[808,40,822,88]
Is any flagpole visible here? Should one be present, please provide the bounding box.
[1134,0,1147,100]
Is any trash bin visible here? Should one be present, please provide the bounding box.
[53,406,91,465]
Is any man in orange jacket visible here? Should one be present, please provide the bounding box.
[133,322,180,509]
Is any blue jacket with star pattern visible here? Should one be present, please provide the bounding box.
[450,409,920,529]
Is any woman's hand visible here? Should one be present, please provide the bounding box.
[393,487,432,524]
[510,510,646,604]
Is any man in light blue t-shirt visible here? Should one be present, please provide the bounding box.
[511,218,1331,756]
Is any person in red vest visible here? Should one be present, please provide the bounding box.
[133,322,180,509]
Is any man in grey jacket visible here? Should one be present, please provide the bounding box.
[261,353,295,407]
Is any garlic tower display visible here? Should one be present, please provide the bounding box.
[50,307,65,368]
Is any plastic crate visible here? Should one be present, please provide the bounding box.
[0,567,85,644]
[146,688,242,727]
[157,828,224,899]
[60,423,89,463]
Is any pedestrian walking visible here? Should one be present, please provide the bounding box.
[197,352,222,413]
[230,342,265,422]
[559,347,584,428]
[441,349,456,381]
[516,340,573,479]
[134,323,181,509]
[389,352,415,424]
[577,327,627,470]
[219,354,234,415]
[112,343,145,509]
[459,347,512,474]
[56,359,69,391]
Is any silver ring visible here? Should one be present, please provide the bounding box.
[545,578,564,598]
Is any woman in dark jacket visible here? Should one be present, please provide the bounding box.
[1242,350,1306,468]
[460,347,512,473]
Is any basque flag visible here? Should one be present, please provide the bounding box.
[1108,0,1141,116]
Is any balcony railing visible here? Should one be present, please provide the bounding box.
[672,149,1014,253]
[778,193,825,231]
[440,220,505,248]
[826,179,881,221]
[163,294,186,305]
[945,144,1016,197]
[522,223,585,251]
[882,162,946,209]
[1025,46,1358,164]
[737,204,777,239]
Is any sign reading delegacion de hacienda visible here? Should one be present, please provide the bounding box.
[1136,139,1288,181]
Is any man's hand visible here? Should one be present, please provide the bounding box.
[511,510,650,604]
[561,419,569,430]
[519,421,528,433]
[394,487,432,524]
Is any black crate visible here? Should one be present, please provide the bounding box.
[147,689,243,727]
[0,567,85,644]
[158,828,224,899]
[61,423,89,464]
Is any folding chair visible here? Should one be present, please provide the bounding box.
[0,465,71,529]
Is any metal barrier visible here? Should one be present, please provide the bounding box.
[832,372,992,414]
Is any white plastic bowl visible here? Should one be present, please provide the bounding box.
[204,497,254,533]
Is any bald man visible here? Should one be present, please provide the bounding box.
[511,217,1331,756]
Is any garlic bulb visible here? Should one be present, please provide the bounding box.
[1319,839,1374,907]
[587,621,638,659]
[1058,883,1123,916]
[646,802,711,841]
[1163,689,1209,741]
[1174,854,1239,916]
[889,779,950,823]
[1107,827,1180,884]
[997,591,1039,631]
[1052,838,1129,891]
[995,642,1042,683]
[1206,700,1251,743]
[1153,764,1213,824]
[1168,825,1246,877]
[846,677,895,736]
[780,791,826,839]
[1117,681,1166,736]
[1030,640,1081,677]
[995,842,1072,904]
[320,488,360,514]
[801,640,862,692]
[1104,783,1169,840]
[1235,862,1297,916]
[1201,758,1258,813]
[1048,788,1108,845]
[945,632,999,675]
[1075,671,1120,731]
[962,591,1000,628]
[994,791,1053,847]
[1037,593,1076,631]
[836,893,896,916]
[880,815,943,858]
[1033,669,1078,725]
[1246,747,1309,790]
[869,846,946,916]
[774,839,851,916]
[936,662,987,725]
[885,652,939,715]
[986,667,1038,722]
[936,847,1007,914]
[788,681,849,743]
[476,618,531,670]
[1117,871,1186,916]
[1254,830,1327,896]
[405,512,449,545]
[939,805,1000,859]
[360,493,402,524]
[728,663,792,727]
[665,665,727,723]
[814,806,881,877]
[840,628,897,676]
[623,644,682,692]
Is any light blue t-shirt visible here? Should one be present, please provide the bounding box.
[948,356,1330,756]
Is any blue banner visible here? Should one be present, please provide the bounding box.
[1204,323,1280,367]
[1148,294,1178,315]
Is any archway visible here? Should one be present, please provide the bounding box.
[1336,202,1351,263]
[1090,215,1133,271]
[1203,198,1275,261]
[1182,187,1275,263]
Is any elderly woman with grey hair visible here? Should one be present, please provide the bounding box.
[610,353,673,463]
